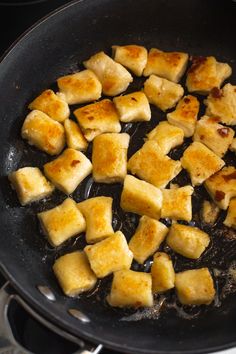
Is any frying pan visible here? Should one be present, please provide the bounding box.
[0,0,236,353]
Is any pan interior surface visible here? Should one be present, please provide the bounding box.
[0,0,236,353]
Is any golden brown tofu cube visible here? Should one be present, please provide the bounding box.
[166,223,210,259]
[224,198,236,229]
[186,56,232,95]
[147,121,184,155]
[53,251,97,296]
[8,167,54,206]
[113,91,151,123]
[74,99,121,142]
[92,133,130,183]
[204,166,236,210]
[161,186,193,221]
[193,115,234,157]
[77,196,114,244]
[107,269,153,308]
[44,148,92,194]
[151,252,175,293]
[175,268,215,305]
[64,119,88,151]
[128,140,182,188]
[167,95,200,137]
[201,200,220,225]
[83,51,133,96]
[21,110,65,156]
[84,231,133,278]
[129,216,168,264]
[57,69,102,105]
[120,175,163,219]
[28,89,70,123]
[180,142,225,186]
[143,48,188,82]
[112,44,148,77]
[38,198,86,247]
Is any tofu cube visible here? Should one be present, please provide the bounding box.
[53,251,97,296]
[180,141,225,186]
[120,175,163,219]
[74,99,121,142]
[230,138,236,153]
[128,140,182,188]
[186,56,232,95]
[8,167,54,206]
[166,223,210,259]
[21,110,65,156]
[147,121,184,154]
[143,48,188,83]
[92,133,130,183]
[64,119,88,151]
[175,268,215,305]
[129,216,168,264]
[77,196,114,244]
[112,44,148,77]
[193,115,234,157]
[204,166,236,210]
[84,231,133,278]
[224,198,236,229]
[201,200,220,225]
[204,84,236,125]
[44,148,92,194]
[38,198,86,247]
[113,91,151,123]
[28,89,70,123]
[57,69,102,105]
[167,95,200,137]
[83,51,133,96]
[107,269,153,308]
[144,75,184,111]
[161,186,194,221]
[151,252,175,293]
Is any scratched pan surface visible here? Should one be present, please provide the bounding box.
[0,0,236,353]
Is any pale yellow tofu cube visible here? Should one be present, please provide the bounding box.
[57,69,102,105]
[129,216,168,264]
[8,167,54,206]
[204,166,236,210]
[224,198,236,229]
[107,269,153,308]
[143,75,184,111]
[38,198,86,247]
[166,223,210,259]
[84,231,133,278]
[175,268,215,305]
[230,138,236,153]
[21,110,65,156]
[193,115,234,157]
[92,133,130,183]
[113,91,151,123]
[74,99,121,142]
[112,45,148,77]
[77,196,114,244]
[151,252,175,293]
[161,186,193,221]
[53,251,97,296]
[180,142,225,186]
[64,119,88,151]
[167,95,200,137]
[128,140,182,188]
[147,121,184,154]
[143,48,188,82]
[44,148,92,194]
[83,51,133,96]
[186,56,232,95]
[204,84,236,125]
[201,200,220,224]
[120,175,163,219]
[28,89,70,123]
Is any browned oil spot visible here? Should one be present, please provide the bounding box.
[71,160,80,167]
[222,171,236,182]
[215,190,225,201]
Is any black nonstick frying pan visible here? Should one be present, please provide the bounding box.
[0,0,236,353]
